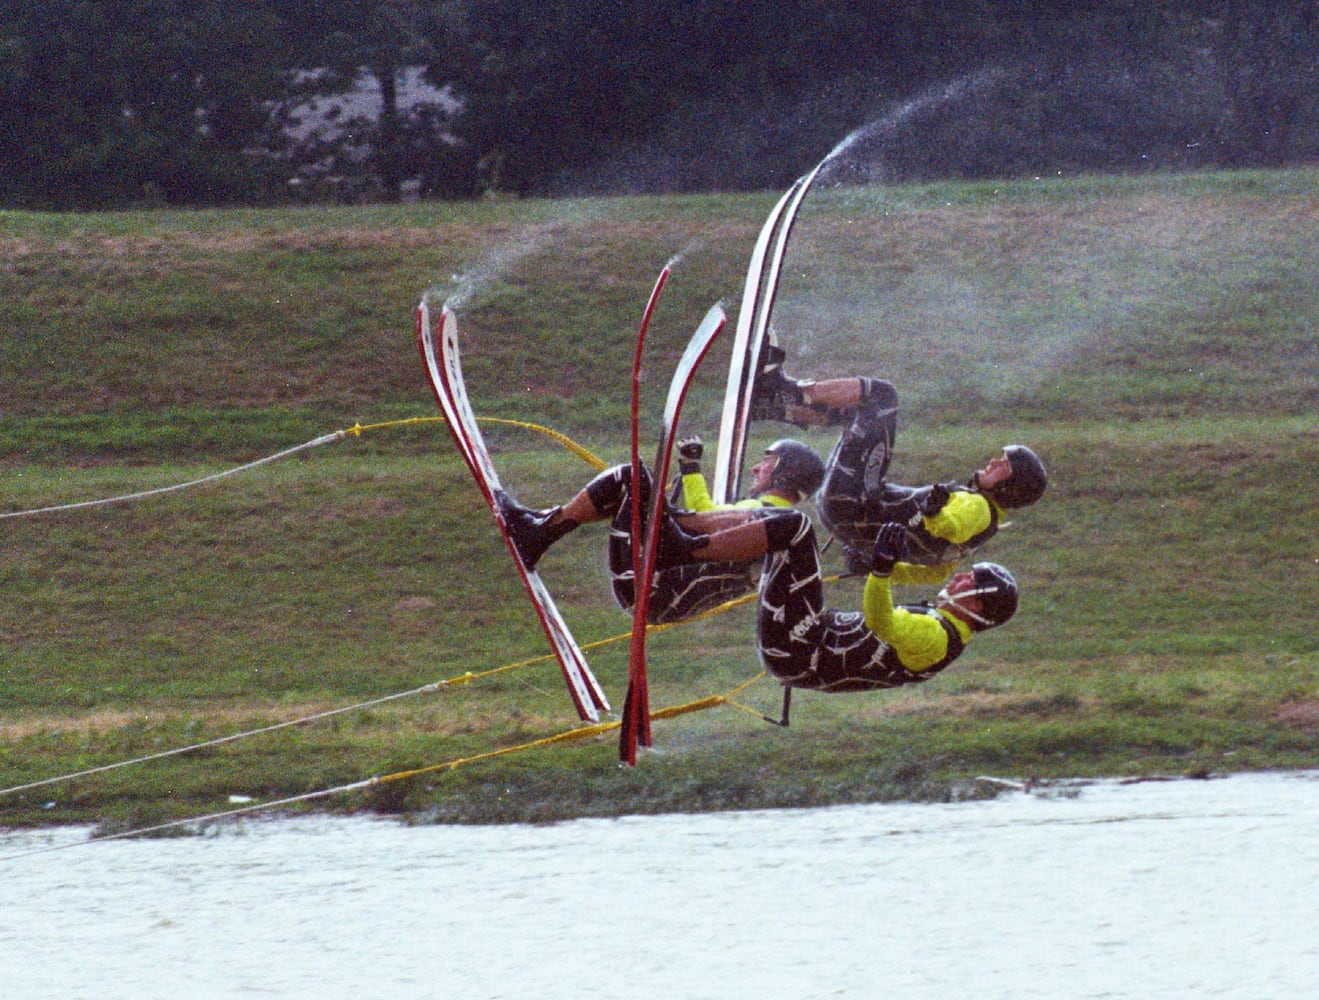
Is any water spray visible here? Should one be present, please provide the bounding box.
[666,238,704,273]
[815,67,1007,187]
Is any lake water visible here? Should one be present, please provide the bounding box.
[2,769,1316,999]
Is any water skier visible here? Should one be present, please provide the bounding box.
[669,511,1017,695]
[495,437,825,624]
[750,347,1046,580]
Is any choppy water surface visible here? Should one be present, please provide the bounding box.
[3,770,1317,999]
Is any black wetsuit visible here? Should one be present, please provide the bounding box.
[818,378,1001,573]
[755,510,970,691]
[585,463,785,625]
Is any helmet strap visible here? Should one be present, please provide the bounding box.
[936,584,998,628]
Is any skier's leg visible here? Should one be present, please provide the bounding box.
[497,463,632,570]
[605,464,710,609]
[755,510,824,685]
[749,341,881,428]
[818,378,899,551]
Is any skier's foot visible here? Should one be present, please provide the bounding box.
[494,490,575,569]
[748,342,807,424]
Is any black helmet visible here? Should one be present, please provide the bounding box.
[969,562,1018,630]
[987,444,1047,509]
[764,439,825,499]
[938,562,1018,631]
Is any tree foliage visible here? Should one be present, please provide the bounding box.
[2,0,1318,208]
[1,1,303,207]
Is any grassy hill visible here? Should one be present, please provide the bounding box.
[2,169,1317,832]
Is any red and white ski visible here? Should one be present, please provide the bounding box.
[620,301,727,765]
[417,300,610,722]
[629,266,673,603]
[712,157,830,504]
[619,266,672,760]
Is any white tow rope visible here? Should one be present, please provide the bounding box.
[0,432,346,519]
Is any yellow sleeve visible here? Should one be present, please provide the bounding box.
[890,561,953,586]
[680,471,720,512]
[861,574,950,672]
[680,473,789,512]
[922,490,992,544]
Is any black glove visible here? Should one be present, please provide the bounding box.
[920,483,951,518]
[870,523,907,576]
[842,544,871,577]
[677,435,703,475]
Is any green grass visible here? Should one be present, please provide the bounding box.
[2,168,1318,832]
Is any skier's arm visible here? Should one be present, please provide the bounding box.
[680,470,721,512]
[921,489,993,544]
[680,471,779,512]
[890,561,953,586]
[861,574,951,672]
[677,435,722,512]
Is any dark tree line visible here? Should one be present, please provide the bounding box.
[2,0,1317,209]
